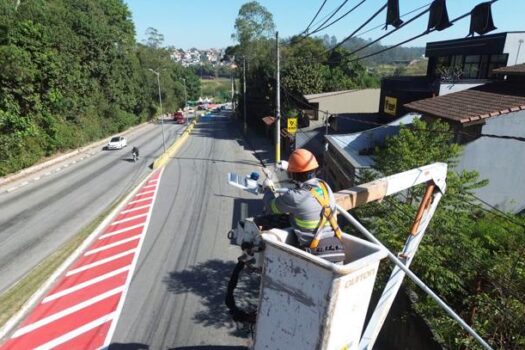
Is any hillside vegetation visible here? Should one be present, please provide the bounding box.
[0,0,199,176]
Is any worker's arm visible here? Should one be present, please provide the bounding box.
[262,188,299,215]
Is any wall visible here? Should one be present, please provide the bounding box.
[457,110,525,213]
[438,82,485,96]
[503,32,525,66]
[305,89,380,115]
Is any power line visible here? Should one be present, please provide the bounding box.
[309,0,351,36]
[301,0,329,36]
[347,4,431,57]
[309,0,369,36]
[355,2,432,38]
[347,0,500,63]
[330,2,388,52]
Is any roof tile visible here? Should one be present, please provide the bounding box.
[405,82,525,124]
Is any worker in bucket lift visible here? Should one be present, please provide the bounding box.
[259,149,346,264]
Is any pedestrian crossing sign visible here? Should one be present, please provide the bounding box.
[287,117,297,134]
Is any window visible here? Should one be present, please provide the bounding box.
[433,56,450,77]
[463,55,481,78]
[488,54,508,77]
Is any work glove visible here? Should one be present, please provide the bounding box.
[262,178,275,192]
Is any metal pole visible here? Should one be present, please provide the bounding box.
[156,72,166,153]
[335,206,494,350]
[243,57,247,134]
[275,31,281,163]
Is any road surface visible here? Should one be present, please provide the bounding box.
[110,114,264,349]
[0,120,183,294]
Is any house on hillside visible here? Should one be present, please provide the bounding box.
[379,31,525,119]
[404,67,525,213]
[293,89,382,162]
[324,114,421,190]
[324,65,525,213]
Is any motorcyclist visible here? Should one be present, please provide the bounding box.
[259,149,345,264]
[131,146,139,160]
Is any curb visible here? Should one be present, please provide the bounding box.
[152,114,202,169]
[0,121,154,188]
[0,169,155,342]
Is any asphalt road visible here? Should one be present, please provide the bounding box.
[110,114,265,349]
[0,120,184,294]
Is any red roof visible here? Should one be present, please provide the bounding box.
[493,63,525,75]
[262,116,276,126]
[404,82,525,124]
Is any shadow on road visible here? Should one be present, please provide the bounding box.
[107,343,149,349]
[163,259,260,338]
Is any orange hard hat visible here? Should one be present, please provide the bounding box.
[287,149,318,173]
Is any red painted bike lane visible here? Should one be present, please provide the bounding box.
[0,168,164,350]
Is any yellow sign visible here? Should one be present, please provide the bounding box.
[384,96,397,116]
[287,117,298,134]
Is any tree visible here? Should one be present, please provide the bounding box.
[232,1,275,50]
[144,27,164,48]
[354,119,524,349]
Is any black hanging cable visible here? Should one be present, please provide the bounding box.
[355,2,432,37]
[309,0,369,36]
[347,0,500,63]
[302,0,329,36]
[347,5,431,57]
[310,0,351,35]
[330,2,388,52]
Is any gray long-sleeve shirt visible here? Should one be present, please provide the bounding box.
[263,178,337,247]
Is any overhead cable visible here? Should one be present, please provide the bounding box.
[309,0,351,35]
[346,5,431,57]
[308,0,369,36]
[330,2,388,52]
[347,0,500,63]
[301,0,329,36]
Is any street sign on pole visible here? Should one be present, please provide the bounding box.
[287,117,298,135]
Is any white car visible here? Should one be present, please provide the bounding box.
[107,136,127,150]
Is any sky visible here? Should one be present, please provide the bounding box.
[123,0,524,50]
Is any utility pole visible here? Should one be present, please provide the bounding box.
[243,57,247,134]
[148,68,166,153]
[275,31,281,164]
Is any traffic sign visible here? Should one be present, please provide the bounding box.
[287,117,297,134]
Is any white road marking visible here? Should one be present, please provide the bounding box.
[98,224,144,240]
[13,287,124,338]
[127,196,154,205]
[136,189,156,196]
[43,266,131,303]
[33,312,115,350]
[66,249,137,276]
[120,204,150,214]
[140,184,157,190]
[85,235,142,256]
[109,213,147,226]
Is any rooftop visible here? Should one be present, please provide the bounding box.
[493,63,525,75]
[326,114,421,168]
[404,82,525,124]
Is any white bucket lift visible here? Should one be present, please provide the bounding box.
[254,231,387,350]
[228,162,493,350]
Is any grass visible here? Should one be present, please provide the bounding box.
[0,195,126,329]
[200,78,237,103]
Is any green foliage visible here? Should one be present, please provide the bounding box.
[0,1,200,176]
[355,119,525,349]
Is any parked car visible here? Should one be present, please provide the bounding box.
[107,136,127,150]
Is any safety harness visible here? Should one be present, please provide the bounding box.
[308,180,343,249]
